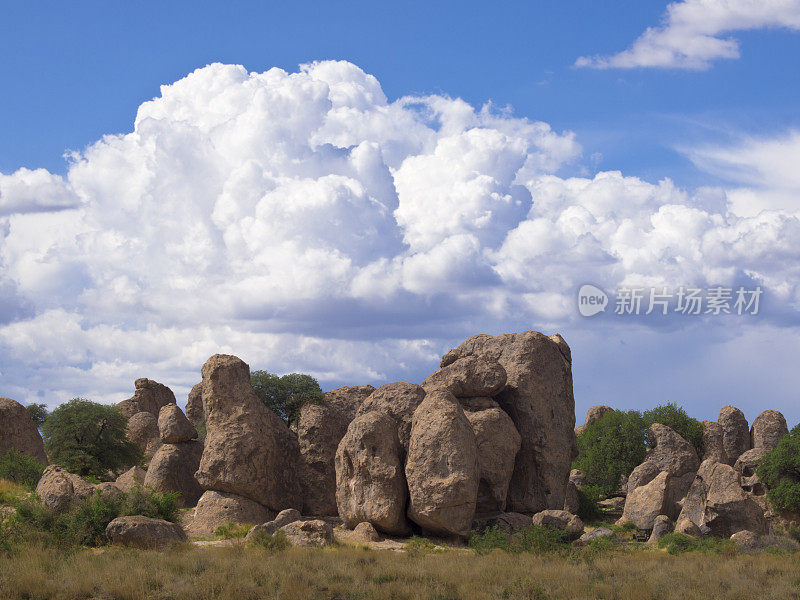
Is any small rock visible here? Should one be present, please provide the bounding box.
[115,466,146,492]
[106,515,187,548]
[648,515,673,544]
[244,509,301,541]
[730,530,761,550]
[675,518,702,536]
[281,519,334,547]
[354,521,381,542]
[188,490,274,538]
[531,510,584,540]
[569,469,587,489]
[577,527,615,545]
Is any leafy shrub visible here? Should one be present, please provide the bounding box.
[756,424,800,513]
[574,410,648,496]
[0,513,21,555]
[251,371,324,426]
[657,532,735,555]
[469,525,570,555]
[247,528,290,551]
[0,449,45,488]
[469,526,511,555]
[25,403,49,428]
[576,485,604,521]
[121,485,180,522]
[214,521,251,539]
[0,478,30,504]
[405,535,439,557]
[41,398,141,479]
[643,402,703,451]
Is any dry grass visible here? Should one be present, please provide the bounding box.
[0,479,29,505]
[1,542,800,600]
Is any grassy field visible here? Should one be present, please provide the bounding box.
[1,542,800,600]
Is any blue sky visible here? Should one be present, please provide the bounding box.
[1,1,799,426]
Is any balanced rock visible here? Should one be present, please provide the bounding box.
[355,382,426,452]
[116,378,176,419]
[335,411,409,535]
[718,406,750,465]
[185,383,204,425]
[406,391,479,537]
[439,332,577,513]
[575,405,613,435]
[195,354,301,511]
[751,410,788,451]
[531,509,584,540]
[158,404,197,444]
[188,490,274,538]
[115,466,146,492]
[323,385,375,422]
[144,441,204,507]
[36,465,95,512]
[106,515,187,548]
[701,420,726,463]
[463,398,521,512]
[125,411,162,459]
[0,398,47,463]
[422,355,507,398]
[281,519,334,548]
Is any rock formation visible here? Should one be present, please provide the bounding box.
[531,509,584,540]
[116,378,176,419]
[750,410,788,451]
[700,420,726,463]
[718,405,750,465]
[125,411,161,459]
[354,382,426,452]
[575,405,613,435]
[115,466,146,492]
[0,397,47,463]
[281,519,334,547]
[185,383,204,425]
[106,515,187,548]
[36,465,96,512]
[189,490,274,538]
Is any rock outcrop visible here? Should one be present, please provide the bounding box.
[125,412,161,460]
[575,405,613,435]
[245,508,301,540]
[185,383,204,425]
[354,382,426,452]
[701,420,726,463]
[406,391,479,537]
[750,410,788,451]
[622,471,672,529]
[36,465,95,512]
[116,378,176,419]
[335,411,409,535]
[438,331,577,514]
[422,355,507,398]
[323,385,375,422]
[195,354,301,512]
[106,515,187,548]
[648,515,673,544]
[0,398,47,463]
[281,519,334,547]
[718,406,750,465]
[115,466,146,492]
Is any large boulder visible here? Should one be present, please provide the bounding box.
[116,378,176,419]
[194,354,301,511]
[115,466,146,492]
[438,332,576,513]
[718,406,750,465]
[281,519,334,548]
[36,465,95,512]
[188,490,274,538]
[648,514,673,544]
[750,410,789,451]
[185,383,204,425]
[622,471,672,529]
[406,391,479,537]
[335,411,409,535]
[144,441,204,507]
[106,515,187,548]
[575,405,613,436]
[125,411,162,459]
[322,385,375,422]
[158,404,197,444]
[354,382,426,452]
[463,399,521,512]
[531,509,584,540]
[700,420,726,463]
[422,356,507,398]
[734,447,769,497]
[0,398,47,463]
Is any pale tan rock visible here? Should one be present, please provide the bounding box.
[575,405,613,435]
[353,521,381,542]
[115,466,146,492]
[245,508,301,540]
[730,529,761,550]
[95,482,122,499]
[195,354,301,511]
[751,410,788,451]
[323,385,374,422]
[125,411,161,459]
[569,469,587,489]
[438,331,576,514]
[622,471,671,530]
[355,382,426,452]
[406,391,479,537]
[158,404,197,444]
[116,378,176,419]
[701,420,726,463]
[36,465,96,512]
[281,519,334,547]
[106,515,187,548]
[675,518,702,536]
[0,398,47,463]
[422,355,507,398]
[335,411,409,535]
[718,405,750,465]
[185,383,204,425]
[144,441,204,507]
[648,515,673,544]
[188,490,274,538]
[531,509,584,540]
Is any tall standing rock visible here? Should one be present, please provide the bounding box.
[750,410,789,451]
[116,379,176,418]
[438,332,576,513]
[195,354,301,512]
[0,398,47,463]
[406,391,479,537]
[185,383,204,425]
[335,411,409,535]
[355,382,426,453]
[701,420,726,463]
[718,406,750,465]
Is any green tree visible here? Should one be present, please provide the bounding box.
[26,403,49,428]
[574,410,648,496]
[756,424,800,513]
[643,402,703,451]
[41,398,141,479]
[250,371,324,426]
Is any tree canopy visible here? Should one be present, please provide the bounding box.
[250,371,324,426]
[756,424,800,514]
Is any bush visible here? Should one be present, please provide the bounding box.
[469,525,570,555]
[251,371,324,426]
[574,410,648,496]
[643,402,703,451]
[657,532,735,555]
[121,484,180,522]
[26,403,48,428]
[41,398,141,479]
[247,528,290,551]
[576,485,604,521]
[214,522,251,539]
[0,449,45,488]
[756,424,800,513]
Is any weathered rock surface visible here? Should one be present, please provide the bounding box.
[36,465,95,512]
[106,515,187,548]
[116,378,176,419]
[0,398,47,463]
[95,482,122,498]
[422,356,507,398]
[750,410,788,451]
[195,354,301,511]
[718,406,750,465]
[126,411,162,459]
[577,527,615,544]
[531,509,584,540]
[675,518,702,536]
[730,529,761,550]
[701,420,726,463]
[575,405,613,435]
[245,508,301,540]
[627,424,700,493]
[335,411,409,535]
[569,469,587,489]
[158,404,197,444]
[115,466,146,492]
[355,382,426,452]
[439,331,576,513]
[463,399,521,512]
[188,490,274,538]
[353,521,381,541]
[406,391,479,537]
[185,383,204,425]
[648,515,673,544]
[734,447,769,497]
[144,441,204,507]
[323,385,376,422]
[563,482,580,514]
[622,471,671,530]
[281,519,334,547]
